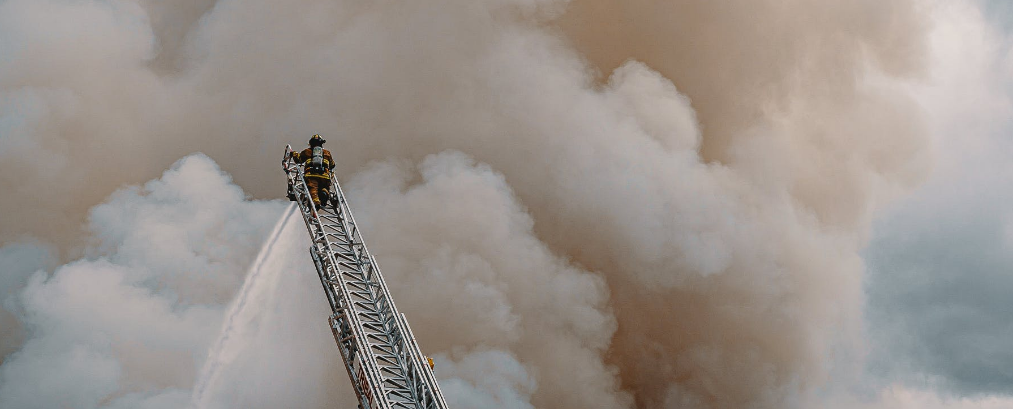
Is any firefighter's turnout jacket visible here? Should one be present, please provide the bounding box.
[293,147,335,179]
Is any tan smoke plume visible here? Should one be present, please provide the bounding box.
[554,1,931,407]
[0,0,933,408]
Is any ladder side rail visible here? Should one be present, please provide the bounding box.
[287,157,374,407]
[331,180,446,408]
[398,313,448,409]
[330,185,412,350]
[310,249,341,314]
[313,248,376,409]
[322,244,391,409]
[369,256,423,405]
[329,314,375,409]
[285,150,393,409]
[330,177,426,403]
[285,146,448,409]
[359,258,412,385]
[322,242,391,409]
[325,185,401,407]
[370,256,448,408]
[314,188,394,409]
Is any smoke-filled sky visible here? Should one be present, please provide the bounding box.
[0,0,1011,408]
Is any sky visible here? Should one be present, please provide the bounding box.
[863,0,1013,401]
[0,0,1012,408]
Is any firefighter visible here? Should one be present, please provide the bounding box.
[292,134,335,208]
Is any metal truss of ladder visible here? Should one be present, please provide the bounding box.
[283,145,449,409]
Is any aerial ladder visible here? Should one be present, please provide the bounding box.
[283,145,449,409]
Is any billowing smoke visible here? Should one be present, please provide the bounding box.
[0,0,943,408]
[0,155,286,408]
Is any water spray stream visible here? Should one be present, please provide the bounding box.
[190,203,299,408]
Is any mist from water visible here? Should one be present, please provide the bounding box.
[191,203,299,408]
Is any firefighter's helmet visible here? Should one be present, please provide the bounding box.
[309,134,326,146]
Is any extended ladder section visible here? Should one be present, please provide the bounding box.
[283,145,449,409]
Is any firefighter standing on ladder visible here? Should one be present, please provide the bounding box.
[291,134,335,209]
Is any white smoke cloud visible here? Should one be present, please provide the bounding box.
[87,154,282,304]
[345,150,626,408]
[438,349,537,409]
[0,155,285,409]
[0,241,56,361]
